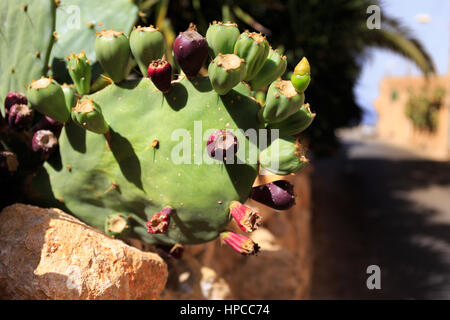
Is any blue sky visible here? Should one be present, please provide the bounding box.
[355,0,449,124]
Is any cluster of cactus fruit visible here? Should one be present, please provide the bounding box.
[3,20,315,256]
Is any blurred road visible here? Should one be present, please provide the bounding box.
[311,129,450,299]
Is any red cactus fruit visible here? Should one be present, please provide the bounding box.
[147,206,174,234]
[220,231,260,256]
[147,59,172,93]
[229,201,262,232]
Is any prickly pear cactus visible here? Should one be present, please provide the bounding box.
[0,0,56,115]
[28,21,316,255]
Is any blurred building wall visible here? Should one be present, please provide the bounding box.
[374,74,450,160]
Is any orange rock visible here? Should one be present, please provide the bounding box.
[0,204,168,300]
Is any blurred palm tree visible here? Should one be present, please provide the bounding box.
[134,0,435,155]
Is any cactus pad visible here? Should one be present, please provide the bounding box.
[0,0,56,116]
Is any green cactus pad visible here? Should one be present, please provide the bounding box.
[30,77,262,245]
[0,0,56,116]
[206,21,240,57]
[50,0,138,63]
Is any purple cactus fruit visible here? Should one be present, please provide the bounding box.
[147,59,172,93]
[8,104,33,130]
[32,116,63,138]
[0,151,19,175]
[147,206,174,234]
[250,180,295,210]
[173,23,208,78]
[4,91,27,116]
[206,130,238,162]
[32,129,58,154]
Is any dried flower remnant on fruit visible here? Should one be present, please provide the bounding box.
[220,231,260,256]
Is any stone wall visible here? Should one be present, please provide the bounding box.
[374,74,450,160]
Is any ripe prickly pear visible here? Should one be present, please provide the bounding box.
[220,231,260,256]
[147,59,172,93]
[229,201,262,232]
[259,137,308,175]
[4,91,27,116]
[234,31,269,81]
[130,25,165,77]
[259,79,304,123]
[206,129,239,161]
[94,29,131,83]
[249,48,287,91]
[31,116,63,138]
[267,103,316,137]
[71,97,109,134]
[206,21,240,57]
[173,23,208,78]
[208,53,247,95]
[8,104,33,130]
[147,206,174,234]
[27,77,70,123]
[105,213,131,237]
[67,51,92,95]
[251,180,295,210]
[291,57,311,93]
[32,129,58,154]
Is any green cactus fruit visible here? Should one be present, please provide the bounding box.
[105,213,131,237]
[249,48,287,91]
[268,103,316,137]
[71,97,109,134]
[27,77,70,123]
[130,25,165,77]
[206,21,240,57]
[94,29,131,83]
[259,137,308,175]
[291,57,311,93]
[260,79,305,123]
[61,84,77,110]
[67,51,92,95]
[208,54,247,95]
[234,31,270,81]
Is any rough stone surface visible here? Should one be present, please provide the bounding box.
[0,204,168,300]
[161,170,312,300]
